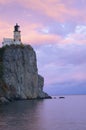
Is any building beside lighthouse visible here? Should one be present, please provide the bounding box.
[2,24,21,46]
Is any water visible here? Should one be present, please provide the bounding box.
[0,95,86,130]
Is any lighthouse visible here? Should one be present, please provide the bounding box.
[14,23,21,42]
[2,24,21,46]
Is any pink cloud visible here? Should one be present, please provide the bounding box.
[22,31,62,45]
[0,21,13,46]
[61,33,86,44]
[17,0,85,22]
[0,0,13,5]
[73,73,86,81]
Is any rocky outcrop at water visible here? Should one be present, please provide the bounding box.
[0,44,51,103]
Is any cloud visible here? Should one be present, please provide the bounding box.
[22,31,62,45]
[17,0,86,23]
[34,43,86,86]
[17,22,86,45]
[1,0,86,25]
[0,0,13,5]
[0,21,13,46]
[61,25,86,44]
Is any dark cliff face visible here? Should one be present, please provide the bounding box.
[0,45,50,103]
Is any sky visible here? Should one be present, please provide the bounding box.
[0,0,86,95]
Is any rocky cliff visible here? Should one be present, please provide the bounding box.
[0,44,51,103]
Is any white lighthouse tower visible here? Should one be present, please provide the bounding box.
[14,23,21,44]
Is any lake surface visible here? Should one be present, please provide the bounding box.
[0,95,86,130]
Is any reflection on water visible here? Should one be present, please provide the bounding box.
[0,95,86,130]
